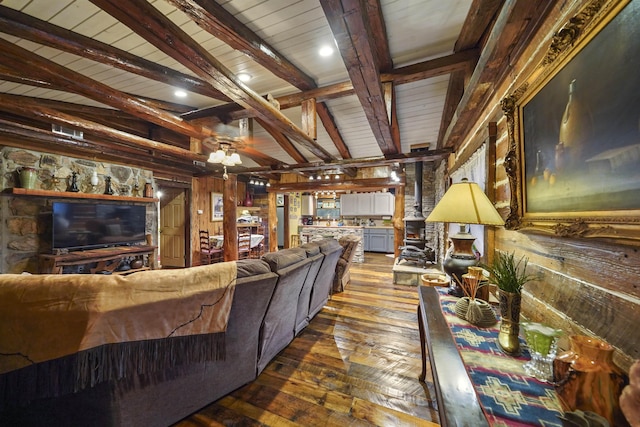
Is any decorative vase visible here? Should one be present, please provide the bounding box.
[244,189,253,207]
[553,335,628,426]
[144,182,153,198]
[104,176,114,195]
[67,171,80,192]
[497,290,521,355]
[19,167,38,189]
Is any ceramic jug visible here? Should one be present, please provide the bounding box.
[553,335,627,426]
[19,167,38,189]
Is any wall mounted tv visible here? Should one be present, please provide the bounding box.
[52,202,146,251]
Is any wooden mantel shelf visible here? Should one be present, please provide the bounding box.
[5,187,159,203]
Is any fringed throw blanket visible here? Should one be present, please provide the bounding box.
[0,262,237,405]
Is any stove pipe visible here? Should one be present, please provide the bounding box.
[403,161,425,220]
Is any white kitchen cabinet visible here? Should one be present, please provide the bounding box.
[372,193,395,216]
[340,194,358,216]
[341,192,394,216]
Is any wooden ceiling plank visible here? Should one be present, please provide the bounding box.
[89,0,335,163]
[321,0,398,155]
[167,0,316,91]
[0,5,229,102]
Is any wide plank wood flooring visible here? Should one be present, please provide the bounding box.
[174,253,439,427]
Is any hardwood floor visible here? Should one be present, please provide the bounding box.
[174,253,439,427]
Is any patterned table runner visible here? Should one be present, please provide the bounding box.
[436,288,564,426]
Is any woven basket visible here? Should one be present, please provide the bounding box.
[454,297,497,327]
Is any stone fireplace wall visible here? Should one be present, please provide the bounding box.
[0,146,157,274]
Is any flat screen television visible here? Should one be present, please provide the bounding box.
[52,202,146,251]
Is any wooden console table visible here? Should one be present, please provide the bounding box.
[418,286,565,427]
[418,285,489,427]
[39,245,157,274]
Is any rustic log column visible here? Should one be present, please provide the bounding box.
[394,186,405,258]
[223,175,238,261]
[268,191,277,253]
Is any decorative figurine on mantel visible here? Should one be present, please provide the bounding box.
[67,171,80,192]
[104,176,114,195]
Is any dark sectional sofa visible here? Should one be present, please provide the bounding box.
[0,239,343,426]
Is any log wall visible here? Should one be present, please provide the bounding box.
[449,0,639,371]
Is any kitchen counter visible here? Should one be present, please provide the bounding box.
[299,226,364,263]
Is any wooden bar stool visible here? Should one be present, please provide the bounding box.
[290,234,301,248]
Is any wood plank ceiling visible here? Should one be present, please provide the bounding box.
[0,0,556,181]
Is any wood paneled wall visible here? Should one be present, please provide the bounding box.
[449,0,639,371]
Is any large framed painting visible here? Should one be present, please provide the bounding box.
[501,0,640,243]
[211,193,223,221]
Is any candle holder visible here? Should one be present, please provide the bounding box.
[522,322,562,382]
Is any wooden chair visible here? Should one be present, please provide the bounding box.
[290,234,300,248]
[238,230,251,260]
[199,230,222,265]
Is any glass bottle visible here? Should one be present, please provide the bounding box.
[557,79,591,171]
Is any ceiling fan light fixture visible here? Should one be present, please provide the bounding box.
[229,152,242,165]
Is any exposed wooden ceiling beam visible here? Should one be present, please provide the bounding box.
[255,118,308,164]
[441,0,558,149]
[183,49,478,123]
[268,177,404,193]
[90,0,335,163]
[316,103,352,160]
[321,0,398,155]
[0,119,195,176]
[0,5,230,102]
[242,147,452,176]
[0,93,208,165]
[168,0,351,160]
[437,0,502,148]
[0,39,280,167]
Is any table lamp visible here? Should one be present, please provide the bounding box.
[425,178,504,296]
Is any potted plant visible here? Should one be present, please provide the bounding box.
[482,251,537,355]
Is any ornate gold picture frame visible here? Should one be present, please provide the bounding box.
[501,0,640,244]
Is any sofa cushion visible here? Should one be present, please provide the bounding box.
[262,247,307,271]
[300,241,321,256]
[236,259,272,278]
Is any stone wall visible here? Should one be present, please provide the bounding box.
[0,146,157,274]
[404,162,438,249]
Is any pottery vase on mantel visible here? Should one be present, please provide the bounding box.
[497,290,521,355]
[553,335,628,426]
[19,167,38,190]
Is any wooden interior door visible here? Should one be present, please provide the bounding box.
[160,189,186,268]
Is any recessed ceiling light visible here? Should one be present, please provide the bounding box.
[319,45,334,57]
[237,73,252,82]
[174,89,187,98]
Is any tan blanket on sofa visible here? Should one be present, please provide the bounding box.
[0,262,237,375]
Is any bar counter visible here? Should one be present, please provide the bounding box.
[299,225,364,263]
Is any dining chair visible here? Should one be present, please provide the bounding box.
[199,230,222,264]
[238,230,251,260]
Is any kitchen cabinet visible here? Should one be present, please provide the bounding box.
[372,193,394,216]
[340,192,394,216]
[301,195,314,216]
[363,228,394,253]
